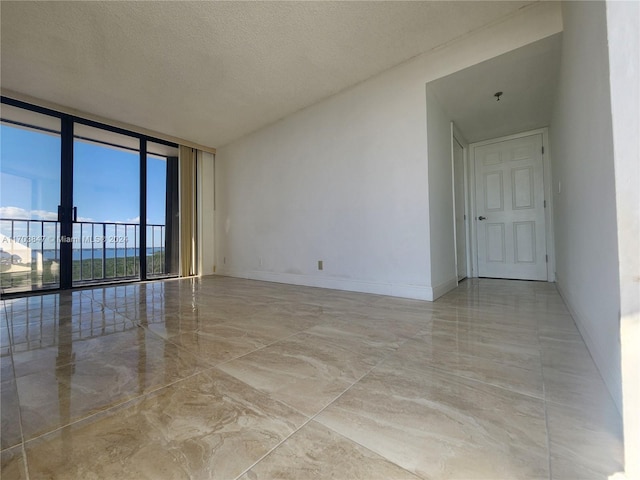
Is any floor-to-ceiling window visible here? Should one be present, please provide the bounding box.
[73,124,141,285]
[0,98,179,294]
[0,104,62,292]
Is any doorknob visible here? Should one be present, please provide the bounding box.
[478,216,487,221]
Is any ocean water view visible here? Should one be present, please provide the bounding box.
[41,247,164,261]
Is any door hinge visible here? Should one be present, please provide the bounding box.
[545,254,548,263]
[541,146,545,154]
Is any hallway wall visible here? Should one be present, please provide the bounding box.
[426,88,457,297]
[549,1,622,410]
[605,0,640,475]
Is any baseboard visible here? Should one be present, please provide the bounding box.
[555,274,623,415]
[430,277,459,301]
[214,269,433,301]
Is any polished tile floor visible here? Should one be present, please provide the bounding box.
[1,277,623,479]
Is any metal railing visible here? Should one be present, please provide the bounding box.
[0,218,167,290]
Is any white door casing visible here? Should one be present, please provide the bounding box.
[453,136,467,281]
[474,133,547,280]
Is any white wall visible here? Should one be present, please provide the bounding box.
[215,64,432,299]
[198,151,216,275]
[426,88,457,297]
[549,1,622,410]
[606,1,640,476]
[213,2,562,300]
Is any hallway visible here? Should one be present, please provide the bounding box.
[1,277,623,479]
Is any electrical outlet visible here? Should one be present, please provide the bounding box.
[318,260,323,270]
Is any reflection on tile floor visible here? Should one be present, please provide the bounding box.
[1,277,624,479]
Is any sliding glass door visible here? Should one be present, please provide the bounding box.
[72,125,141,285]
[1,105,62,292]
[0,98,179,294]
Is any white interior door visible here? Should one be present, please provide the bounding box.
[474,133,547,280]
[453,137,467,281]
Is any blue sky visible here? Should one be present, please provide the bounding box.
[1,124,166,224]
[1,124,167,247]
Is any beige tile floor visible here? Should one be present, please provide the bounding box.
[0,277,623,479]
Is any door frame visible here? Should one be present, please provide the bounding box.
[468,128,555,281]
[451,122,471,282]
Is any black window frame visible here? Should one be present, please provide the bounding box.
[1,96,179,295]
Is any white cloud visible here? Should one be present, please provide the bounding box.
[0,206,58,220]
[31,209,59,221]
[0,206,145,225]
[103,216,140,225]
[0,206,95,222]
[0,206,30,219]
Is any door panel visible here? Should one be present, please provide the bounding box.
[485,223,506,263]
[514,221,536,263]
[484,172,503,211]
[475,134,547,280]
[512,167,534,209]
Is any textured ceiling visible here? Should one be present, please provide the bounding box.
[429,33,562,143]
[1,1,536,148]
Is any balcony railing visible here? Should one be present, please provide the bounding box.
[0,218,167,291]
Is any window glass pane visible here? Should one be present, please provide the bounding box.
[1,107,61,292]
[73,125,140,283]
